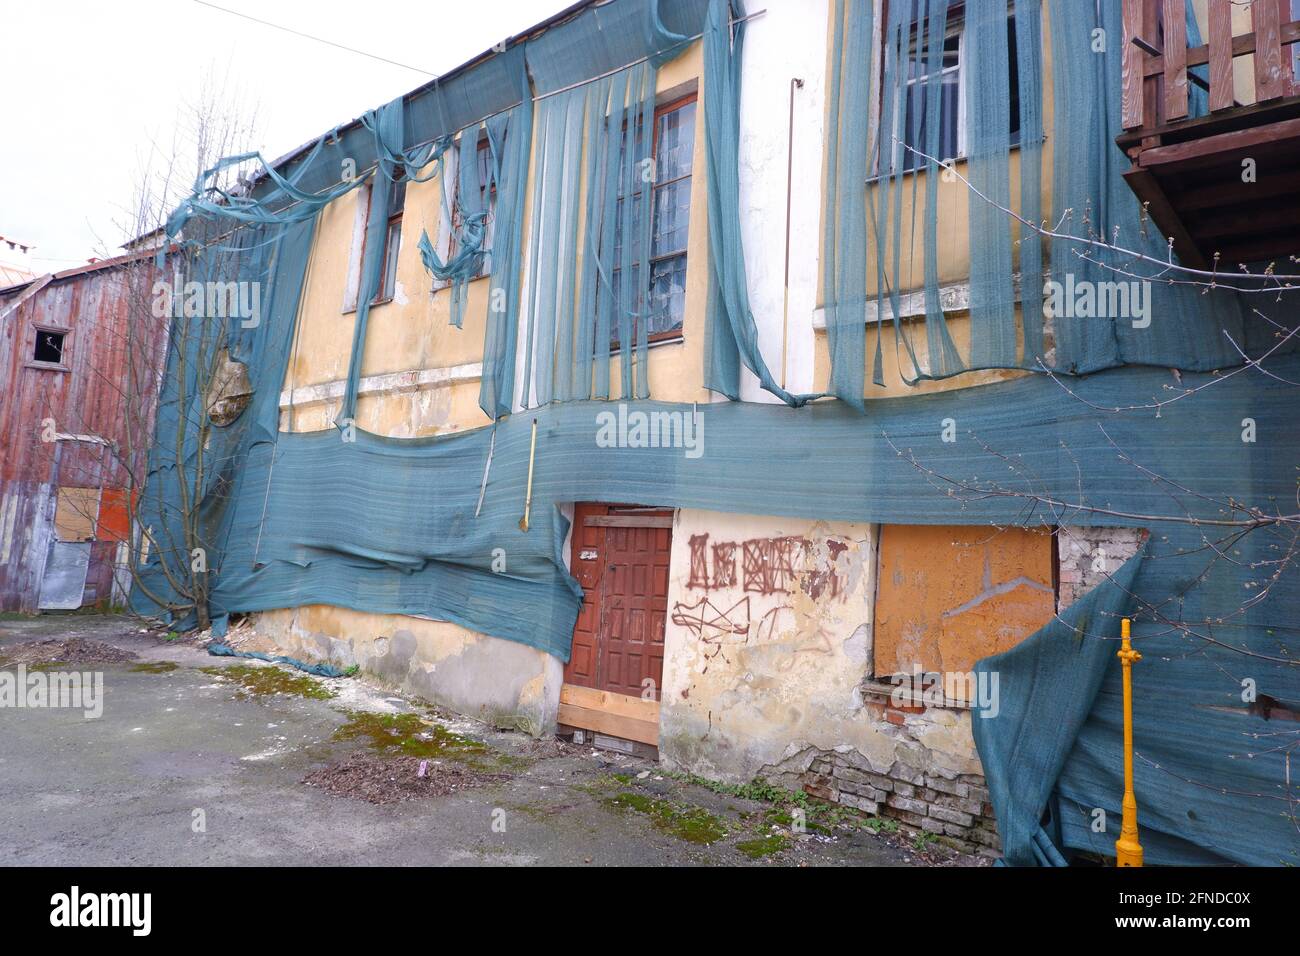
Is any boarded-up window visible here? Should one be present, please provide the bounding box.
[97,488,134,543]
[54,487,101,542]
[873,525,1055,679]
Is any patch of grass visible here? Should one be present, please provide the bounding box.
[862,816,899,835]
[128,661,178,674]
[200,663,335,700]
[331,710,495,761]
[602,791,728,845]
[735,833,789,859]
[665,770,859,834]
[912,830,938,851]
[342,664,360,677]
[764,806,833,836]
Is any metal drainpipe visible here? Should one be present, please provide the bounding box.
[782,77,804,391]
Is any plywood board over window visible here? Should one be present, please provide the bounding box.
[873,524,1055,679]
[54,487,101,542]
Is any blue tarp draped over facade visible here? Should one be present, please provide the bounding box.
[132,0,1299,866]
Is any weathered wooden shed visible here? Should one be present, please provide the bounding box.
[0,249,167,612]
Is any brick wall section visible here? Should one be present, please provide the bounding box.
[1057,526,1145,609]
[790,700,1001,857]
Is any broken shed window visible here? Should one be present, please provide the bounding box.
[33,327,67,365]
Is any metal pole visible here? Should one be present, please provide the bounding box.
[1115,616,1144,867]
[519,418,538,532]
[781,77,803,391]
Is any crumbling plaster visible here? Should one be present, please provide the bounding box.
[256,604,562,736]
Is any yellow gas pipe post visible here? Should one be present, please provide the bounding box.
[518,418,538,532]
[1115,617,1143,867]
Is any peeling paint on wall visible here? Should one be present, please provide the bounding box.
[256,604,563,735]
[659,508,882,783]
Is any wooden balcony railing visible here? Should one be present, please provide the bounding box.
[1118,0,1300,267]
[1122,0,1300,131]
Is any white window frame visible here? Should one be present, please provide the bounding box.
[431,132,496,294]
[341,182,371,314]
[881,17,967,177]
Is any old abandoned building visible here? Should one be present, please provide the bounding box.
[71,0,1300,865]
[1,249,168,613]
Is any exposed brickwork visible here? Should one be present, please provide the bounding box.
[761,527,1148,860]
[797,746,1000,856]
[770,697,1001,858]
[1057,526,1145,610]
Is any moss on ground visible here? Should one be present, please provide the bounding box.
[735,833,790,858]
[129,661,178,674]
[200,663,335,700]
[332,711,485,757]
[602,791,728,845]
[328,710,526,775]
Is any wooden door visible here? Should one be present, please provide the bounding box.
[564,504,672,699]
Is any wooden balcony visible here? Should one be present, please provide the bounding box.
[1117,0,1300,268]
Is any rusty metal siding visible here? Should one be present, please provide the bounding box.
[0,258,165,611]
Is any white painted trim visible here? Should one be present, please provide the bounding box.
[278,362,483,410]
[812,274,1024,330]
[342,182,372,313]
[430,142,459,293]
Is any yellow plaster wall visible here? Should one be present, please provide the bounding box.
[280,40,711,440]
[812,310,1031,398]
[812,8,1056,400]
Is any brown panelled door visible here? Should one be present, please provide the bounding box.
[564,503,672,701]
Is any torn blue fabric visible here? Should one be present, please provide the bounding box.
[972,547,1144,866]
[207,642,349,679]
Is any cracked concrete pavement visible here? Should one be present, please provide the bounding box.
[0,613,972,867]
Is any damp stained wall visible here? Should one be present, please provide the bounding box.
[256,604,563,735]
[658,509,889,780]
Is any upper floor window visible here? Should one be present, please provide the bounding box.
[433,131,499,290]
[375,167,406,303]
[608,92,697,347]
[888,3,1021,174]
[648,95,696,338]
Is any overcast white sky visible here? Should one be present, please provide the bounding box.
[3,0,571,266]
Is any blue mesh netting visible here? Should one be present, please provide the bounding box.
[132,0,1300,866]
